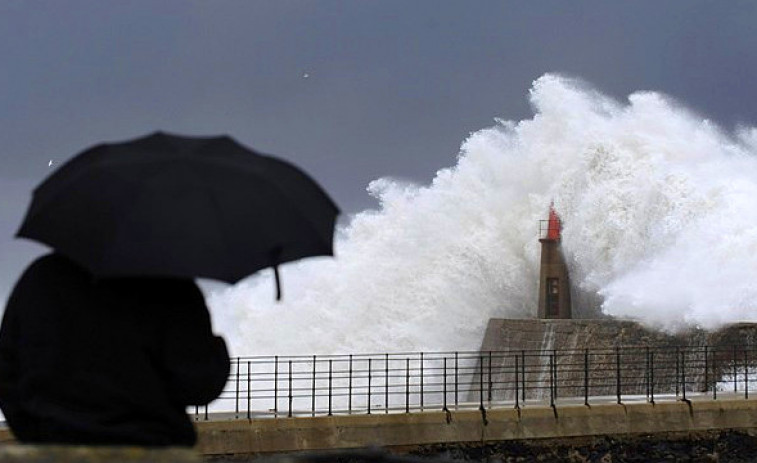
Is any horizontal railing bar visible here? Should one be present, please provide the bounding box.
[231,345,757,362]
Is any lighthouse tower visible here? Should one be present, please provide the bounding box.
[537,206,572,319]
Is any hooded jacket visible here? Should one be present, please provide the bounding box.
[0,253,229,446]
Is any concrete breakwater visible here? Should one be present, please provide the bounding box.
[480,319,757,353]
[475,319,757,401]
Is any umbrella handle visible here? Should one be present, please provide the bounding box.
[274,265,281,301]
[271,245,283,301]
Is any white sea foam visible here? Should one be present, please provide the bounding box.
[208,74,757,356]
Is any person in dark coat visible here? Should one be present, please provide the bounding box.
[0,253,230,446]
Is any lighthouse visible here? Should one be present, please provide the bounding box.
[537,206,572,319]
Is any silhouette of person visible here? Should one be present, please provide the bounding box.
[0,253,230,446]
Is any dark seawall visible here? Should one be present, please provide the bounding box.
[475,319,757,401]
[480,319,757,353]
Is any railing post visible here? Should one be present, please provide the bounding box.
[405,357,410,413]
[288,360,293,418]
[204,404,208,421]
[549,353,555,407]
[367,358,372,415]
[235,358,240,419]
[420,352,424,411]
[348,355,353,414]
[274,355,279,417]
[713,348,718,400]
[645,347,650,401]
[681,349,687,401]
[584,349,589,406]
[745,349,749,400]
[650,349,655,404]
[521,350,526,403]
[328,359,333,416]
[734,345,738,393]
[552,349,558,401]
[487,351,493,406]
[615,347,621,404]
[443,357,448,412]
[675,347,680,397]
[515,354,520,410]
[385,353,389,414]
[311,355,316,417]
[454,352,459,410]
[704,346,709,393]
[247,361,251,420]
[479,354,486,411]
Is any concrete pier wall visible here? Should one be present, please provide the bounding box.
[479,319,757,353]
[3,399,757,458]
[194,399,757,457]
[474,319,757,400]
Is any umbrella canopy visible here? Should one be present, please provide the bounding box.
[17,132,339,293]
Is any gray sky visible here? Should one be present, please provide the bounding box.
[2,1,757,301]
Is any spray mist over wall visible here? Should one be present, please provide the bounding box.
[208,74,757,356]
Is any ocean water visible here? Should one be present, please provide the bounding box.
[208,74,757,357]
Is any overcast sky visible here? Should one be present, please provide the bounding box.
[2,1,757,301]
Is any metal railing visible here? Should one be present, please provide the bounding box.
[192,345,757,420]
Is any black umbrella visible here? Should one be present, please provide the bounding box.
[17,132,339,298]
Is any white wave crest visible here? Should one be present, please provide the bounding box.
[208,73,757,356]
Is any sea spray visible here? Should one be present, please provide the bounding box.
[208,73,757,357]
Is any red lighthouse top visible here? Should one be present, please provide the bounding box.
[546,205,561,240]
